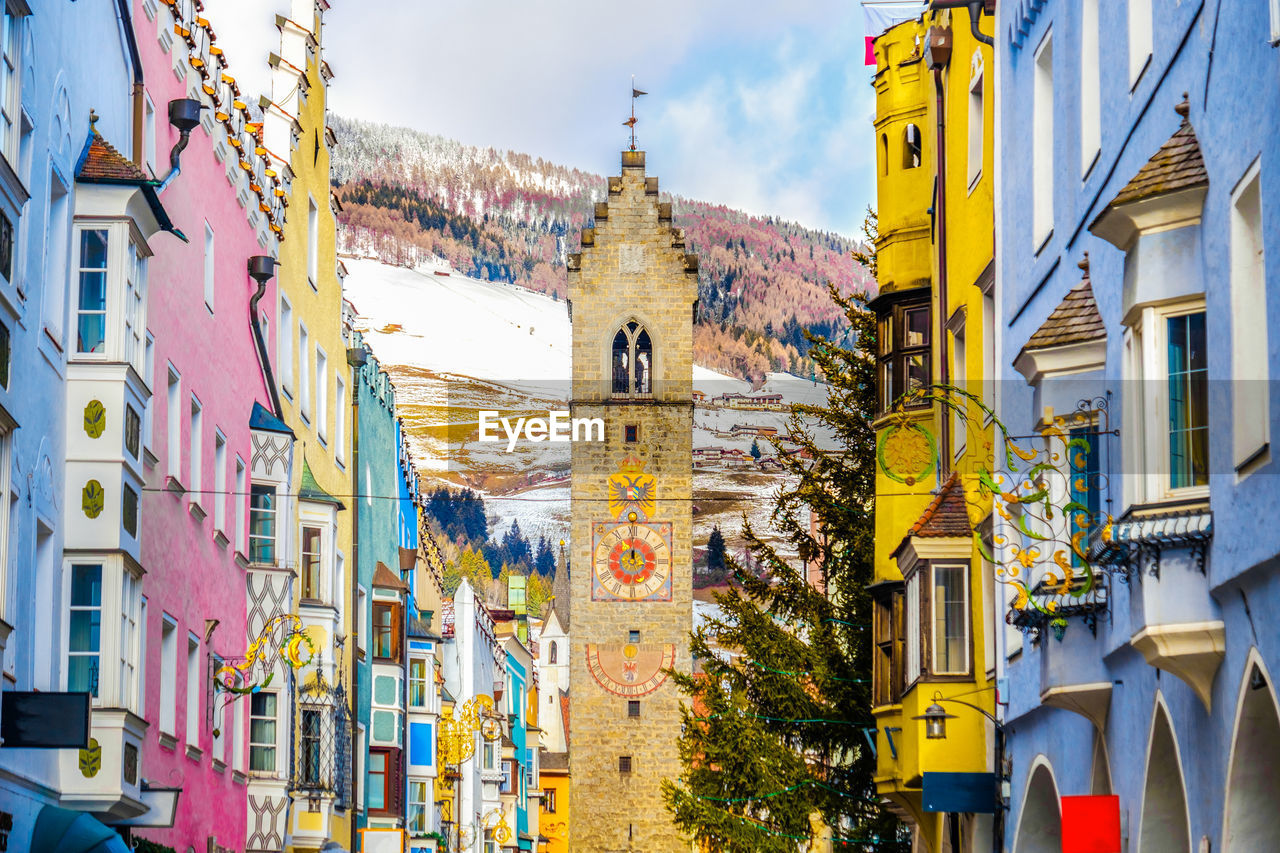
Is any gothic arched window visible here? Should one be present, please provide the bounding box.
[611,322,653,397]
[548,641,558,664]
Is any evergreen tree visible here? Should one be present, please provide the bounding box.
[663,280,907,852]
[534,536,556,577]
[749,438,762,460]
[706,526,727,576]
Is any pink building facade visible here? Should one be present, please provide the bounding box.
[128,0,288,848]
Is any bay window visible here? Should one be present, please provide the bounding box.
[372,602,400,660]
[876,296,931,413]
[301,525,322,600]
[249,691,277,772]
[66,557,144,711]
[71,222,150,371]
[409,658,427,707]
[408,780,429,833]
[1124,299,1209,505]
[249,484,276,564]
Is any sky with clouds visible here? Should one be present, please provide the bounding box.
[205,0,878,237]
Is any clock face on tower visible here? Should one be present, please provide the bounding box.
[591,514,673,601]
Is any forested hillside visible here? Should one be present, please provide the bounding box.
[330,116,875,382]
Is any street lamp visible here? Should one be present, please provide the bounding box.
[915,702,957,739]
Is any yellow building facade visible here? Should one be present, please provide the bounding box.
[868,8,998,852]
[262,1,356,850]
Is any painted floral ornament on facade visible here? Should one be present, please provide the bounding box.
[877,384,1112,637]
[83,400,106,439]
[81,479,105,518]
[878,417,936,485]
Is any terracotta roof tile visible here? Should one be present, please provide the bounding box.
[77,129,150,184]
[1023,275,1105,351]
[908,473,972,538]
[1108,106,1207,207]
[372,561,409,592]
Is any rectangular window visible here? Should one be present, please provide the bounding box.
[967,60,983,188]
[0,8,21,162]
[1081,0,1101,174]
[76,229,109,354]
[628,700,640,718]
[1129,0,1153,87]
[301,525,322,600]
[368,749,388,810]
[144,93,156,175]
[68,564,103,697]
[167,367,181,476]
[249,692,277,771]
[625,424,638,443]
[138,597,147,715]
[234,459,247,552]
[483,740,495,770]
[211,656,225,764]
[1231,162,1268,468]
[905,572,921,684]
[931,564,969,675]
[335,375,346,464]
[301,708,321,784]
[232,697,244,772]
[144,336,156,448]
[1167,311,1208,490]
[125,405,141,461]
[203,221,215,311]
[299,324,311,420]
[213,431,227,533]
[501,759,516,794]
[189,396,203,500]
[619,755,632,774]
[982,288,995,408]
[373,602,397,659]
[544,787,557,813]
[249,485,276,564]
[408,780,428,833]
[876,300,931,413]
[409,658,427,707]
[42,172,70,344]
[307,196,319,286]
[951,321,967,458]
[120,568,138,706]
[122,483,139,538]
[186,634,201,746]
[279,296,293,394]
[125,240,146,373]
[356,585,367,653]
[160,617,177,735]
[1033,33,1055,248]
[315,347,328,442]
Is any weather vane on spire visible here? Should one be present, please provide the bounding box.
[625,76,646,151]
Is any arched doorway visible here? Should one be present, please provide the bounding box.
[1139,701,1191,853]
[1224,660,1280,852]
[1013,761,1061,853]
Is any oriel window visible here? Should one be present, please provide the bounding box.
[249,485,276,564]
[301,525,322,600]
[876,298,932,413]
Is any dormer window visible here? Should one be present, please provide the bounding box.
[611,322,652,397]
[72,222,149,373]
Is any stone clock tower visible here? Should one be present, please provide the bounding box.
[567,150,696,852]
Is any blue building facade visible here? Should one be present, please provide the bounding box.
[995,1,1280,851]
[0,0,140,844]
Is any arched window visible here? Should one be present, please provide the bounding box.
[880,133,889,176]
[548,641,558,664]
[903,124,922,169]
[611,322,652,397]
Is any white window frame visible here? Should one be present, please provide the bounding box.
[186,633,201,749]
[250,482,277,564]
[203,220,215,312]
[315,345,328,444]
[408,779,429,833]
[143,333,156,450]
[905,571,921,685]
[299,520,326,602]
[356,584,368,654]
[409,656,428,708]
[335,374,346,465]
[143,93,156,176]
[1123,297,1210,507]
[160,615,177,735]
[41,168,70,345]
[211,655,226,764]
[278,294,293,397]
[1080,0,1101,175]
[213,430,227,533]
[1230,158,1268,471]
[0,5,23,165]
[231,695,244,772]
[189,394,203,506]
[1128,0,1153,88]
[249,690,279,773]
[1032,31,1055,250]
[930,563,970,676]
[966,50,983,190]
[70,221,150,367]
[234,457,247,553]
[307,194,319,287]
[166,366,181,478]
[299,322,311,421]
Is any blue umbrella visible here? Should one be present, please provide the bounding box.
[30,805,131,853]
